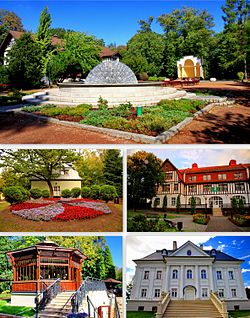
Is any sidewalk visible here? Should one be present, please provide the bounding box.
[205,216,246,232]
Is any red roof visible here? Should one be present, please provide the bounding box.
[100,47,119,58]
[9,30,24,40]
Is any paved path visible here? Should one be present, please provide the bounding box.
[205,216,245,232]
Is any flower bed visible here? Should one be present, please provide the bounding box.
[193,213,210,225]
[229,214,250,227]
[10,199,111,221]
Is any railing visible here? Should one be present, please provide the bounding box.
[35,278,61,318]
[109,292,120,318]
[114,295,120,318]
[210,291,228,318]
[155,292,170,318]
[87,295,100,318]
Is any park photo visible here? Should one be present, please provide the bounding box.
[127,148,250,232]
[0,149,123,232]
[0,0,249,144]
[0,236,122,318]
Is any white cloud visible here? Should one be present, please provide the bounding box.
[242,269,250,273]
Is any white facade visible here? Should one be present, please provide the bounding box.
[127,241,248,311]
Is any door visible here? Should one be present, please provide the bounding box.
[209,196,223,208]
[53,185,61,197]
[184,286,196,300]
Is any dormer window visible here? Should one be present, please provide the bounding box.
[187,250,192,256]
[210,249,217,256]
[189,176,196,181]
[161,249,168,257]
[203,175,211,181]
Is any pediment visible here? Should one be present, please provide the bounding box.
[170,241,210,257]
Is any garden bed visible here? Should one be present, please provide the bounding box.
[10,198,111,221]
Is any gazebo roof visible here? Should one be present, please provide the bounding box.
[103,278,122,284]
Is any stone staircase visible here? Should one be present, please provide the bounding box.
[163,300,223,318]
[212,208,223,216]
[38,291,73,318]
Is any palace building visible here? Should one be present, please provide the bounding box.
[127,241,250,314]
[152,159,250,215]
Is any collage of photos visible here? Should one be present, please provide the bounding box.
[0,0,249,318]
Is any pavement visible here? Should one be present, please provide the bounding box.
[205,216,246,232]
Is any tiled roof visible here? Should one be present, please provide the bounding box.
[180,164,250,174]
[9,30,24,39]
[6,31,62,46]
[100,47,119,58]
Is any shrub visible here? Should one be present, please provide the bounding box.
[97,96,109,110]
[0,65,9,84]
[99,185,117,203]
[139,72,149,81]
[41,189,50,198]
[71,187,81,198]
[90,185,100,200]
[237,71,244,81]
[193,213,209,225]
[81,186,91,198]
[148,76,158,81]
[30,188,42,199]
[61,189,71,198]
[3,186,29,204]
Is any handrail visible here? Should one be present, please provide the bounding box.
[210,291,228,318]
[87,295,100,318]
[35,278,61,318]
[155,292,171,318]
[114,295,120,318]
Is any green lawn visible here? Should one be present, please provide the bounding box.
[127,311,155,318]
[0,300,34,317]
[229,311,250,318]
[0,202,9,211]
[127,210,180,219]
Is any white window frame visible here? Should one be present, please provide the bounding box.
[202,288,208,298]
[171,288,178,298]
[218,289,224,298]
[141,288,147,297]
[228,270,234,280]
[143,271,149,279]
[171,197,176,206]
[216,271,222,280]
[154,289,161,298]
[187,269,193,279]
[231,288,237,297]
[156,271,162,280]
[201,269,207,279]
[172,269,178,279]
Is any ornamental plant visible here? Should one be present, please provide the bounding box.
[30,188,42,199]
[81,186,91,198]
[42,189,50,198]
[71,187,81,198]
[90,185,100,200]
[99,185,117,203]
[3,186,29,204]
[61,189,71,198]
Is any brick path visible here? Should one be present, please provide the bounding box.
[205,216,246,232]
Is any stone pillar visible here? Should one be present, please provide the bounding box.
[180,265,184,299]
[209,266,214,292]
[195,265,199,299]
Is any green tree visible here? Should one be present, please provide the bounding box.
[96,246,106,279]
[190,196,196,214]
[0,9,24,43]
[127,151,164,211]
[49,31,101,82]
[104,246,116,279]
[176,194,181,213]
[6,33,43,88]
[115,267,122,282]
[0,149,78,197]
[103,150,122,196]
[49,27,75,38]
[162,195,167,212]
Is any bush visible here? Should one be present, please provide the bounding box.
[30,188,42,199]
[81,186,91,198]
[71,187,81,198]
[237,71,244,81]
[0,65,9,84]
[41,189,50,198]
[100,185,118,203]
[193,213,210,225]
[97,96,109,110]
[61,189,71,198]
[90,185,100,200]
[139,72,149,81]
[3,186,29,204]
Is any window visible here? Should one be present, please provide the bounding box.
[171,288,177,298]
[216,271,222,280]
[201,270,207,279]
[143,271,149,279]
[172,269,178,279]
[235,182,245,192]
[228,271,234,280]
[171,197,176,206]
[53,186,60,192]
[141,289,147,297]
[187,269,192,279]
[138,306,144,312]
[218,184,228,192]
[156,271,162,279]
[218,289,224,298]
[189,176,196,181]
[203,175,211,181]
[202,288,208,298]
[188,197,201,205]
[234,172,243,179]
[154,289,161,298]
[152,307,157,313]
[188,185,197,194]
[174,183,178,192]
[165,173,173,180]
[231,289,237,297]
[187,250,192,256]
[203,184,212,193]
[163,184,170,193]
[218,174,227,180]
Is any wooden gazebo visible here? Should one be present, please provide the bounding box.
[6,240,87,306]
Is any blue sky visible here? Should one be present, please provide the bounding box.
[1,0,226,45]
[127,149,250,170]
[106,236,122,268]
[126,236,250,286]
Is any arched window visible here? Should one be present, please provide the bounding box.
[187,269,192,279]
[232,196,246,204]
[187,250,192,256]
[188,197,201,205]
[201,269,207,279]
[172,269,178,279]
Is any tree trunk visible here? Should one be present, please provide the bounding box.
[244,56,248,80]
[47,180,54,198]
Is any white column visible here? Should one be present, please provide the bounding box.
[223,268,230,299]
[209,266,214,292]
[237,267,247,299]
[132,267,143,299]
[180,265,184,299]
[148,268,155,298]
[165,264,170,293]
[195,265,199,299]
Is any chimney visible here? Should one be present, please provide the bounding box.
[200,244,203,250]
[173,241,177,250]
[192,163,198,169]
[229,159,237,166]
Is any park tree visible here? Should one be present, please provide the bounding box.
[103,149,123,196]
[0,9,24,43]
[0,149,78,197]
[49,31,101,82]
[6,33,43,88]
[127,151,164,210]
[176,194,181,213]
[158,7,214,77]
[104,246,116,279]
[123,18,165,77]
[190,196,196,214]
[115,266,122,282]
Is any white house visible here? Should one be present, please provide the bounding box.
[127,241,250,314]
[31,164,82,196]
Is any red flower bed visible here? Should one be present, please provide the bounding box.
[53,205,104,221]
[11,202,51,211]
[43,198,61,201]
[69,198,100,203]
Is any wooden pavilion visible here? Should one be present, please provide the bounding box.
[6,240,87,306]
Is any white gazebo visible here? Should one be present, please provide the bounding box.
[177,56,204,79]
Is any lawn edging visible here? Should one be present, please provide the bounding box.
[17,99,235,144]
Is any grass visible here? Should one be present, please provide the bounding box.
[127,311,155,318]
[0,300,34,317]
[22,99,206,136]
[127,210,180,219]
[0,201,9,211]
[0,202,122,232]
[229,311,250,317]
[0,91,27,107]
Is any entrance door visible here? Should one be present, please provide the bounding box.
[184,286,196,300]
[53,185,61,197]
[209,196,223,208]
